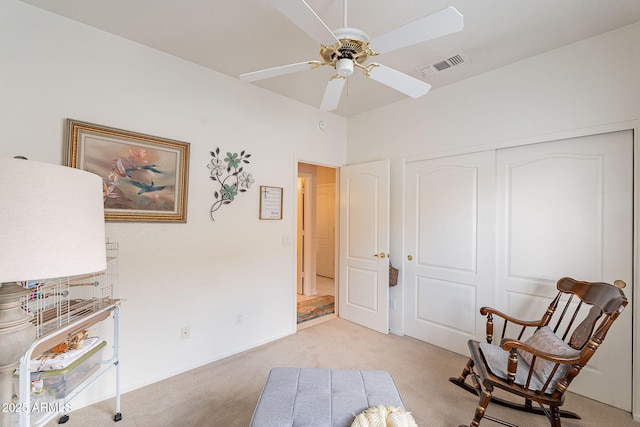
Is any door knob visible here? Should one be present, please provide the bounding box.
[407,255,413,261]
[374,252,387,258]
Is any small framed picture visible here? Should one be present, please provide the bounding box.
[259,186,283,220]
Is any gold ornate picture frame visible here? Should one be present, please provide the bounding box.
[66,119,190,222]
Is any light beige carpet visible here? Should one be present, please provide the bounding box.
[48,318,636,427]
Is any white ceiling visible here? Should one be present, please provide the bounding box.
[19,0,640,117]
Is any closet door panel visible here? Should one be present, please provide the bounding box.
[404,151,495,355]
[496,130,633,410]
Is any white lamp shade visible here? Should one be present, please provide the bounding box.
[0,157,107,282]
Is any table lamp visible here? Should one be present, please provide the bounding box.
[0,157,106,426]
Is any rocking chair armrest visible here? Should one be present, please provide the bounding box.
[480,307,543,328]
[500,338,582,364]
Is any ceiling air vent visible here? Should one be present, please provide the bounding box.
[418,52,468,76]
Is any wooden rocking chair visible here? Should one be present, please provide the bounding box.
[449,277,627,427]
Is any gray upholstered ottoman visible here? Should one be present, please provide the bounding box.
[250,367,406,427]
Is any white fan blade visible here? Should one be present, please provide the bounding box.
[367,64,431,98]
[240,61,319,82]
[320,77,346,111]
[371,6,464,54]
[271,0,340,46]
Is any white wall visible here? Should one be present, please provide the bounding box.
[347,22,640,417]
[5,0,640,415]
[1,0,346,406]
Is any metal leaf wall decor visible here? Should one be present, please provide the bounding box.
[207,148,253,221]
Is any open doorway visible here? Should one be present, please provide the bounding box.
[296,162,337,327]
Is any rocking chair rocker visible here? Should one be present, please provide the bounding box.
[449,277,627,427]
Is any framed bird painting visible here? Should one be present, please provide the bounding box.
[65,119,190,222]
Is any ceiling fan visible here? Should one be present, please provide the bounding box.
[240,0,464,111]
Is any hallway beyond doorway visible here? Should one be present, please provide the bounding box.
[297,275,334,302]
[297,275,336,329]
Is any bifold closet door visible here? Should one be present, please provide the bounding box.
[495,130,633,411]
[404,150,496,355]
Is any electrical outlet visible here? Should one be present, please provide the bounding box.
[181,326,190,340]
[235,313,243,325]
[389,298,397,311]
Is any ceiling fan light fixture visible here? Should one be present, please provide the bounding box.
[336,58,354,76]
[247,1,464,112]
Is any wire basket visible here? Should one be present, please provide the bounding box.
[389,263,399,287]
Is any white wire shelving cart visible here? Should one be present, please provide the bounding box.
[13,241,121,427]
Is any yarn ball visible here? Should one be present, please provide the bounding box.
[351,405,418,427]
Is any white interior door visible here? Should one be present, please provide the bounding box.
[296,177,304,294]
[404,151,496,355]
[316,183,335,278]
[297,174,316,296]
[495,130,633,410]
[339,160,390,334]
